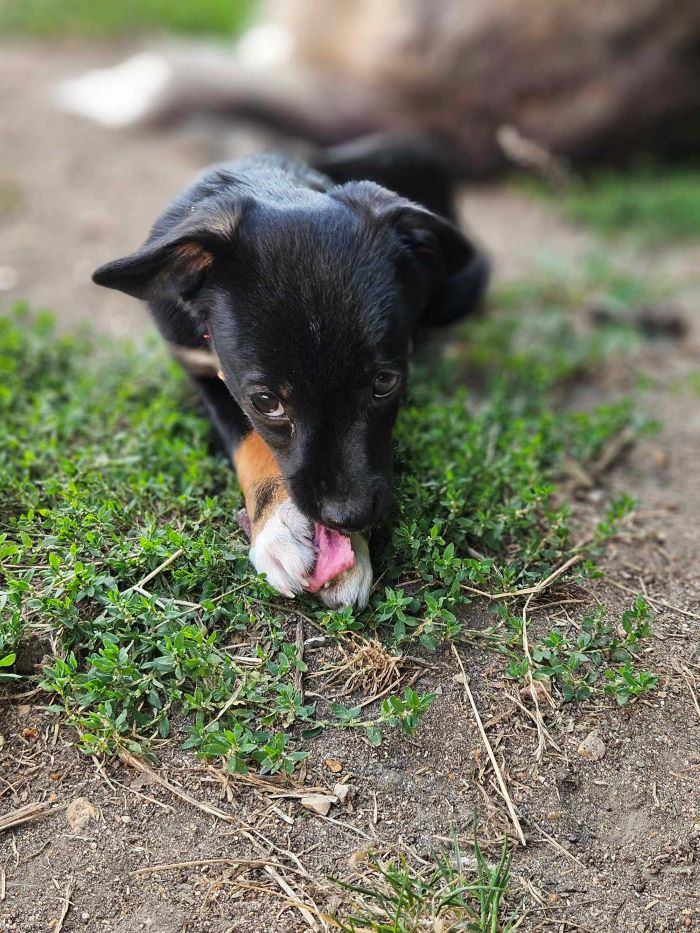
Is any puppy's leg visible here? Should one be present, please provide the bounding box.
[233,432,317,598]
[312,134,460,221]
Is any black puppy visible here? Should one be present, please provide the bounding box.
[93,140,488,608]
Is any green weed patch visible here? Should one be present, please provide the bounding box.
[0,275,657,770]
[523,166,700,242]
[331,818,517,932]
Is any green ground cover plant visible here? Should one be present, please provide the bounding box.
[501,594,657,704]
[0,260,658,771]
[522,166,700,242]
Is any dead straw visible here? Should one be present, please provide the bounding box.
[0,800,66,835]
[451,644,526,846]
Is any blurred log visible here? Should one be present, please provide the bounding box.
[62,0,700,177]
[259,0,700,175]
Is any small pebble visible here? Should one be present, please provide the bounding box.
[577,730,606,761]
[301,793,335,816]
[66,797,98,832]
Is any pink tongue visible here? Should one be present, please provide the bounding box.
[306,524,355,593]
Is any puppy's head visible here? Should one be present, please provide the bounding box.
[94,177,485,532]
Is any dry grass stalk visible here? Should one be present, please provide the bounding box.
[120,750,324,929]
[214,879,333,928]
[53,877,74,933]
[461,554,582,602]
[497,125,571,188]
[294,617,305,702]
[313,812,374,842]
[134,857,299,878]
[118,748,239,824]
[451,644,527,846]
[130,548,183,591]
[239,829,323,930]
[205,764,323,799]
[607,577,700,621]
[593,427,636,476]
[675,662,700,721]
[531,820,585,869]
[316,634,404,697]
[521,594,561,762]
[0,800,66,834]
[260,865,320,931]
[209,681,245,727]
[563,427,636,495]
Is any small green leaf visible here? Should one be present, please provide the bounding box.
[365,726,382,747]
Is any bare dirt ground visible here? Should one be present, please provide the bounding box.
[2,42,700,933]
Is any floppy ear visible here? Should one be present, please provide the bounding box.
[389,203,490,328]
[335,182,489,328]
[92,211,237,305]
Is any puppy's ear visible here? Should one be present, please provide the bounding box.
[92,212,237,304]
[337,182,489,328]
[389,203,490,328]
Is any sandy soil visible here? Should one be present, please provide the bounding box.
[2,41,700,933]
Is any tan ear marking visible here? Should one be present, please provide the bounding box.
[174,242,213,271]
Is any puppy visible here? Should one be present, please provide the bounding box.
[92,140,488,608]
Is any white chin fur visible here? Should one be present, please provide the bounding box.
[53,53,171,127]
[249,498,315,598]
[316,533,373,611]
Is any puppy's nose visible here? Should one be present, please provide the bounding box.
[319,504,365,533]
[319,487,385,532]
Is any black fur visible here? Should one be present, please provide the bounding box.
[93,142,489,532]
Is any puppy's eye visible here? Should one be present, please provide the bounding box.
[250,391,285,418]
[373,371,400,398]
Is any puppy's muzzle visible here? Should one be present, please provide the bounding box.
[316,480,390,533]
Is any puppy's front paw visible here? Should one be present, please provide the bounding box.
[249,498,315,598]
[316,534,373,610]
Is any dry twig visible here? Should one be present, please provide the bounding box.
[451,645,526,846]
[118,749,239,824]
[54,877,74,933]
[0,800,66,834]
[675,662,700,722]
[461,554,582,602]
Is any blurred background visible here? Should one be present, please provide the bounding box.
[0,0,699,337]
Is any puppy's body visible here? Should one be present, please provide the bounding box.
[93,143,488,607]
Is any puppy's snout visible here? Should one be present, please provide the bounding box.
[319,481,389,533]
[319,502,367,533]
